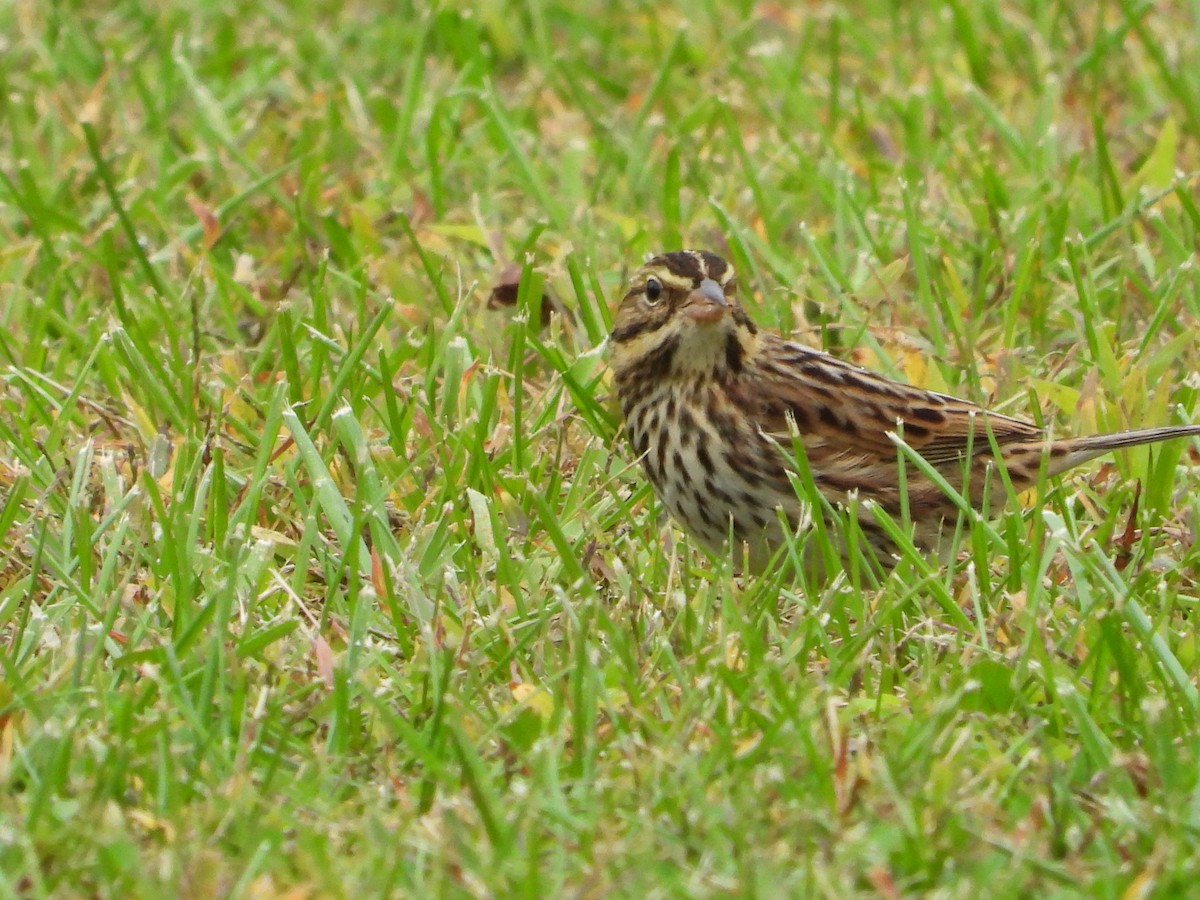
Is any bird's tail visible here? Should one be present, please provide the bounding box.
[1065,424,1200,467]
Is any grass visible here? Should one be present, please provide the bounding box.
[3,0,1200,895]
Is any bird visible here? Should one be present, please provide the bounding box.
[608,249,1200,570]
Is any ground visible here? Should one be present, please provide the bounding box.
[3,1,1200,896]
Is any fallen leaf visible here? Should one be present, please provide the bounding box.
[486,262,566,326]
[312,635,335,689]
[1113,481,1142,571]
[866,866,902,900]
[187,195,222,249]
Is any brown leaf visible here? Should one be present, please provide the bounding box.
[486,262,568,327]
[582,540,616,583]
[865,866,901,900]
[1113,482,1142,571]
[1117,751,1153,798]
[409,189,434,227]
[312,635,335,689]
[371,546,387,597]
[186,195,222,249]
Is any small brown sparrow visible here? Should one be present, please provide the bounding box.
[609,250,1200,568]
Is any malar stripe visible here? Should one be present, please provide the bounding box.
[623,336,678,381]
[724,333,745,373]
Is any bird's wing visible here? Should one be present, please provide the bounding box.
[740,338,1044,469]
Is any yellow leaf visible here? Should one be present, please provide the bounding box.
[1026,378,1081,419]
[421,223,491,248]
[122,392,157,443]
[510,682,553,720]
[1132,117,1178,193]
[128,808,176,840]
[593,207,642,241]
[734,733,762,758]
[1121,866,1156,900]
[724,634,744,671]
[901,347,929,389]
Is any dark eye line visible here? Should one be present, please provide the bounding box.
[610,316,665,343]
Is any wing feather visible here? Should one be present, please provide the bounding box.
[736,336,1044,472]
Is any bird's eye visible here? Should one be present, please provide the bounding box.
[644,277,663,304]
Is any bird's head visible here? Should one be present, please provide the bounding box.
[609,250,757,383]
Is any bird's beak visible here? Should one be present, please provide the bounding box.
[683,279,729,323]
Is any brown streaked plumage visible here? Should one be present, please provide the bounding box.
[609,250,1200,569]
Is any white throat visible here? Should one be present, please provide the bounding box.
[672,321,736,375]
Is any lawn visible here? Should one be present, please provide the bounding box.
[3,0,1200,896]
